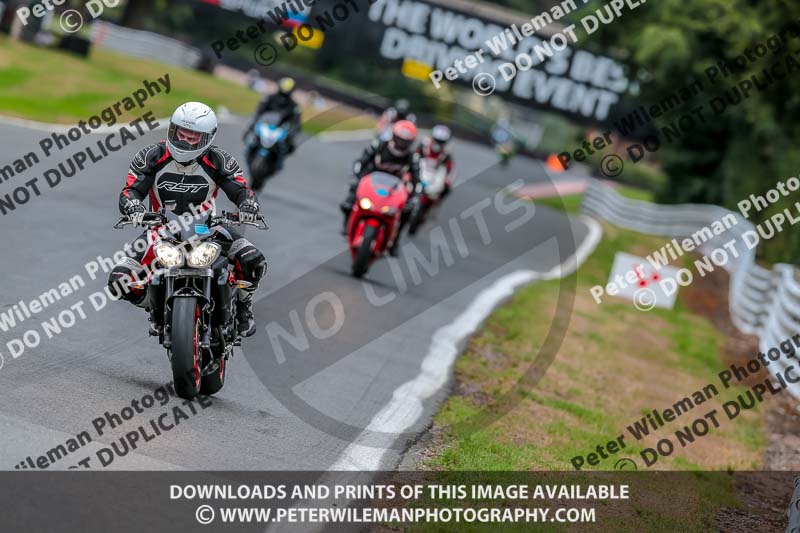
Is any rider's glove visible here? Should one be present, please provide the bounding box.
[239,198,260,224]
[123,199,146,227]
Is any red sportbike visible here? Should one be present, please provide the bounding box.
[345,171,409,277]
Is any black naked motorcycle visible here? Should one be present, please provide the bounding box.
[114,207,267,399]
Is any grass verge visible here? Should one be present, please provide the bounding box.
[0,36,373,132]
[534,184,652,214]
[0,35,259,121]
[410,214,767,530]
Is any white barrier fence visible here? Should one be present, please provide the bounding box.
[581,180,800,396]
[90,21,202,69]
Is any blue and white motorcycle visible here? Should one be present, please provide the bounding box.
[244,111,289,191]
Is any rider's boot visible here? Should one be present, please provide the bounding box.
[236,293,257,337]
[341,209,351,236]
[147,291,165,336]
[340,188,356,235]
[148,307,162,336]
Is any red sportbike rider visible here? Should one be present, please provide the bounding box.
[340,120,421,255]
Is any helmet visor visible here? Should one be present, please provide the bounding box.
[432,126,451,144]
[168,124,213,153]
[391,136,413,154]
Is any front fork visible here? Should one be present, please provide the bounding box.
[153,272,213,352]
[353,216,393,255]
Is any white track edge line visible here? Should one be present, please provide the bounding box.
[329,214,602,471]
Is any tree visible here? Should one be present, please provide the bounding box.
[586,0,800,263]
[120,0,157,30]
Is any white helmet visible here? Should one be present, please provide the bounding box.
[430,124,452,153]
[167,102,217,163]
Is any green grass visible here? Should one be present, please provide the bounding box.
[0,35,372,133]
[617,186,655,202]
[535,193,584,213]
[648,299,725,377]
[300,107,374,134]
[536,184,652,214]
[0,35,259,121]
[416,218,766,530]
[395,470,742,533]
[424,222,763,469]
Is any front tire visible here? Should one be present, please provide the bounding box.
[171,297,202,400]
[352,225,377,278]
[250,155,273,191]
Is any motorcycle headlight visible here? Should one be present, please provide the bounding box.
[186,242,221,268]
[359,198,373,210]
[155,243,184,268]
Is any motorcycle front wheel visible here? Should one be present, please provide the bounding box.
[249,155,271,190]
[171,297,202,400]
[352,225,377,278]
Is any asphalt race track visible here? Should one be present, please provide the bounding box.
[0,114,594,471]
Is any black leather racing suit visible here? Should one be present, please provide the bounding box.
[108,141,266,310]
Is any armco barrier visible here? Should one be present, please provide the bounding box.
[91,21,201,69]
[581,180,800,397]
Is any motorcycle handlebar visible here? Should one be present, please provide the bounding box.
[113,212,165,229]
[210,211,269,230]
[114,211,268,230]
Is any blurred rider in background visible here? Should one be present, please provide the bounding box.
[417,124,455,200]
[376,99,416,140]
[247,77,301,153]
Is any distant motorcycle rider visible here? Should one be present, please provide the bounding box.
[417,124,455,199]
[109,102,266,337]
[341,120,421,255]
[491,117,515,146]
[376,99,416,139]
[247,77,301,153]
